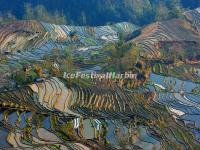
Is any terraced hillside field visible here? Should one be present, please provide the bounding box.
[41,22,138,44]
[184,7,200,33]
[0,20,138,54]
[0,77,200,149]
[0,8,200,149]
[131,19,200,58]
[0,20,48,53]
[0,21,138,87]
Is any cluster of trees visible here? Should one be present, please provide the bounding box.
[23,3,67,24]
[105,37,139,72]
[0,11,16,24]
[11,65,40,86]
[155,0,183,21]
[0,0,197,25]
[121,0,183,24]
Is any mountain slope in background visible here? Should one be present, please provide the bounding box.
[0,0,199,26]
[131,18,200,58]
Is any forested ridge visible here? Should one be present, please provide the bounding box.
[0,0,199,25]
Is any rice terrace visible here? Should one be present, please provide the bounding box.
[0,0,200,150]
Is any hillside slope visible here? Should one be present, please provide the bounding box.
[184,7,200,33]
[0,20,47,53]
[0,21,138,53]
[131,18,200,58]
[0,21,138,86]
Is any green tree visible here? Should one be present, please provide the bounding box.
[23,4,67,24]
[155,2,170,21]
[59,47,74,74]
[80,11,87,25]
[35,5,50,22]
[54,10,67,24]
[167,0,182,18]
[24,3,34,20]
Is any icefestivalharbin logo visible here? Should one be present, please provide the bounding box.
[63,72,137,79]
